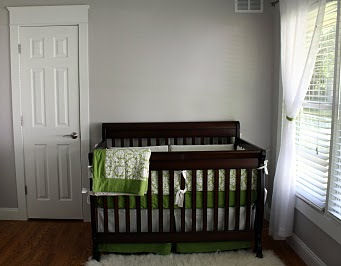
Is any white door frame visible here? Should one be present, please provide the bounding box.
[7,5,90,220]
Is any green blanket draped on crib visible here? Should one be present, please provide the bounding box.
[93,148,151,196]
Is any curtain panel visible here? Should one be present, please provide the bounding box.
[270,0,326,239]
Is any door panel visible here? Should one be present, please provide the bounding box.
[34,144,49,199]
[55,68,70,127]
[20,26,82,219]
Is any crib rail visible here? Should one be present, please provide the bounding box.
[102,121,240,147]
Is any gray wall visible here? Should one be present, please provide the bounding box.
[294,210,341,266]
[0,19,17,208]
[0,0,275,208]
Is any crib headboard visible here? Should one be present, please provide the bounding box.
[101,121,240,146]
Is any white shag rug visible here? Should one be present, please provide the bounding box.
[86,250,285,266]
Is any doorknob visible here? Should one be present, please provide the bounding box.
[63,132,78,139]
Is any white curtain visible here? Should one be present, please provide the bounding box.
[269,0,326,239]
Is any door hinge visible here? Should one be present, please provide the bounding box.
[18,44,21,54]
[25,185,27,195]
[20,115,24,127]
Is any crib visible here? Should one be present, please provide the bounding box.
[88,121,266,261]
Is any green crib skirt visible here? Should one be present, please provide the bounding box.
[98,241,251,255]
[175,241,251,253]
[98,243,172,255]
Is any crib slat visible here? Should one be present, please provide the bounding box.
[136,196,141,233]
[192,137,195,145]
[210,137,213,144]
[148,171,152,232]
[181,172,185,232]
[166,138,169,145]
[158,170,163,232]
[147,138,151,146]
[218,137,222,144]
[121,138,124,147]
[170,170,175,232]
[224,169,230,231]
[192,170,197,232]
[182,137,186,145]
[246,169,252,230]
[112,138,116,147]
[200,137,204,145]
[174,138,178,145]
[129,138,133,147]
[138,138,142,147]
[113,196,119,232]
[125,196,130,233]
[235,169,241,230]
[213,169,219,232]
[156,138,160,146]
[203,170,208,232]
[103,197,108,233]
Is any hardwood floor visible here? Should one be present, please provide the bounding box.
[0,220,305,266]
[0,220,91,266]
[262,222,306,266]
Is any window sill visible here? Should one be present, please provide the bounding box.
[295,196,341,245]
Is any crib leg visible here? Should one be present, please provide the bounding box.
[254,164,265,259]
[253,208,258,253]
[255,232,263,258]
[253,208,263,258]
[93,252,100,261]
[93,249,100,261]
[92,242,100,261]
[90,195,100,261]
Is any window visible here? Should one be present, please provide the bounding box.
[296,1,341,221]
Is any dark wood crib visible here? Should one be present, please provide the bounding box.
[88,121,266,261]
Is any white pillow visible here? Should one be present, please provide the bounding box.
[110,145,169,152]
[169,144,234,152]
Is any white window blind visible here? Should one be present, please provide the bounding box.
[296,1,338,209]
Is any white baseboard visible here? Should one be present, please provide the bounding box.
[287,234,326,266]
[0,208,26,220]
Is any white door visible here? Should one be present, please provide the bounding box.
[20,26,82,219]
